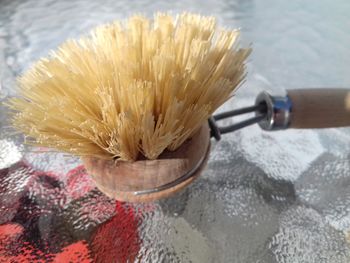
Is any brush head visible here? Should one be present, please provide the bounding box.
[7,13,250,162]
[7,13,250,201]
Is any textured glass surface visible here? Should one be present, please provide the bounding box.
[1,0,350,262]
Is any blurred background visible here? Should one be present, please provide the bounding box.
[1,0,350,262]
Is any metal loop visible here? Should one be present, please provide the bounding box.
[208,117,221,141]
[209,102,268,138]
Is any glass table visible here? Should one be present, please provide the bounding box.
[1,0,350,262]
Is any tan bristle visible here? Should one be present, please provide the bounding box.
[6,12,251,161]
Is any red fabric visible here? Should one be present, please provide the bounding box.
[91,202,141,263]
[0,223,24,256]
[0,224,93,263]
[64,165,95,201]
[0,223,46,263]
[0,164,147,262]
[52,241,92,263]
[0,223,23,237]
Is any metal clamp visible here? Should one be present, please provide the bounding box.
[208,91,293,139]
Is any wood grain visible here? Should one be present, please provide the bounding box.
[82,124,210,202]
[288,88,350,128]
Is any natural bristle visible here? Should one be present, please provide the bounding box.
[7,12,251,161]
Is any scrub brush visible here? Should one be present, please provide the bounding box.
[6,13,251,202]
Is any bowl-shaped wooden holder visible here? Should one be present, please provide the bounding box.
[82,124,210,202]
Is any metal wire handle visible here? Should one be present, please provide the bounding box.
[209,103,268,141]
[209,91,295,140]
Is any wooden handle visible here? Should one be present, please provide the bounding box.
[287,88,350,129]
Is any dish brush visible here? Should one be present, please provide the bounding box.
[6,13,350,202]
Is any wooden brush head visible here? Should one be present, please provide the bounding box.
[82,124,210,202]
[7,13,250,201]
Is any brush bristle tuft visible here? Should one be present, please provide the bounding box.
[7,13,251,161]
